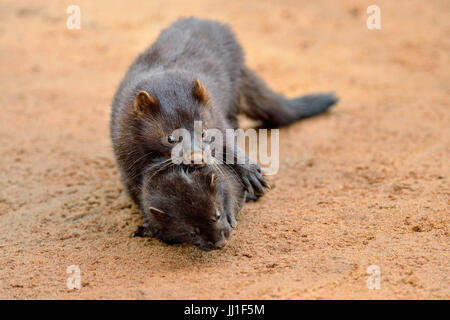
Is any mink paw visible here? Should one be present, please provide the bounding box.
[239,164,270,196]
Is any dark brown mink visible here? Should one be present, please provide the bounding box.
[134,165,246,251]
[110,17,337,206]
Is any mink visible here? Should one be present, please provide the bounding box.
[110,17,337,222]
[134,165,246,251]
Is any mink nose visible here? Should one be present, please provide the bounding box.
[189,152,205,167]
[213,238,227,249]
[213,231,228,249]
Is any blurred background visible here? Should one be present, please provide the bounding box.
[0,0,448,299]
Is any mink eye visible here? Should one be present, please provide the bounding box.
[191,227,200,238]
[167,135,176,144]
[202,129,207,138]
[215,209,221,220]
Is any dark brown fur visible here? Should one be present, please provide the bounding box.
[110,18,337,245]
[134,166,246,251]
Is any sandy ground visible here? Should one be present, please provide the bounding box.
[0,0,449,299]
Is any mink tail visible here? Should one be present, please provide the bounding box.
[239,67,338,128]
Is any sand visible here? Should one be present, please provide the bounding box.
[0,0,448,299]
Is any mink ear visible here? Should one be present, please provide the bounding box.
[210,173,216,189]
[206,173,218,193]
[192,79,210,105]
[149,206,166,220]
[133,91,159,116]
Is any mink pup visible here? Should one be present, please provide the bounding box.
[134,166,246,251]
[110,17,337,206]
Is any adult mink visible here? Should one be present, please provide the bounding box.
[110,18,337,205]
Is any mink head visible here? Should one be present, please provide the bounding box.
[129,72,223,166]
[141,166,234,251]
